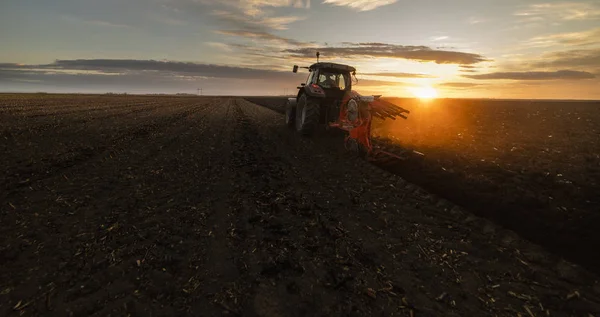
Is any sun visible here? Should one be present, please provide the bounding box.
[409,86,438,100]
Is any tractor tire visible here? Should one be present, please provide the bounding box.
[295,94,320,136]
[285,99,296,128]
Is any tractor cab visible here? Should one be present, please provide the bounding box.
[306,62,354,91]
[295,62,355,96]
[292,62,356,127]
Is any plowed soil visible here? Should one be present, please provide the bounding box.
[1,94,600,316]
[246,96,600,275]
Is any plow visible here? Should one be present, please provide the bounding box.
[286,56,424,165]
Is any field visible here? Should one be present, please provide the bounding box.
[377,98,600,272]
[247,96,600,273]
[1,94,600,316]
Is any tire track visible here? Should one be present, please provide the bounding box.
[1,99,184,132]
[0,96,171,114]
[81,98,238,316]
[0,99,225,316]
[1,101,209,192]
[5,102,159,117]
[218,99,398,315]
[47,101,224,316]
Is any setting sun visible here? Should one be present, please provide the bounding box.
[410,86,438,100]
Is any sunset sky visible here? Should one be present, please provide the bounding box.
[1,0,599,99]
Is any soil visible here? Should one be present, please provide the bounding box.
[374,98,600,275]
[247,96,600,275]
[1,94,600,316]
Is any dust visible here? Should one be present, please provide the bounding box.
[371,98,593,167]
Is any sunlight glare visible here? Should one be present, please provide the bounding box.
[410,86,438,100]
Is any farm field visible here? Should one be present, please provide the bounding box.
[377,98,600,274]
[247,96,600,275]
[1,94,600,316]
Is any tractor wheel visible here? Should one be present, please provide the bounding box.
[345,136,369,159]
[295,94,320,136]
[285,99,296,128]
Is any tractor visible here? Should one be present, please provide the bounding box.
[285,56,419,162]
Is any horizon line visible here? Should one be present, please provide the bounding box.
[1,92,599,102]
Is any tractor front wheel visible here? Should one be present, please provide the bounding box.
[295,94,320,136]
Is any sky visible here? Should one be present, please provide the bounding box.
[1,0,599,99]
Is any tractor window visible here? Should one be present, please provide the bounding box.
[317,71,348,89]
[316,71,349,90]
[306,71,316,85]
[317,73,329,87]
[337,74,347,90]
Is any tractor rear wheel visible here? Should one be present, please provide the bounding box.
[285,99,296,128]
[295,94,320,136]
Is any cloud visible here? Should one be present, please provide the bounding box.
[354,79,417,87]
[0,71,294,95]
[196,0,310,16]
[177,1,309,31]
[467,17,485,25]
[85,20,132,28]
[0,59,299,80]
[458,65,480,73]
[438,82,483,88]
[0,59,310,94]
[514,2,600,21]
[322,0,398,11]
[60,15,133,29]
[211,10,305,30]
[464,70,595,80]
[160,3,181,13]
[284,43,489,65]
[532,48,600,69]
[216,30,309,46]
[206,42,234,52]
[153,15,189,26]
[363,72,436,78]
[209,42,291,63]
[430,36,449,41]
[528,27,600,48]
[344,42,391,47]
[0,63,23,68]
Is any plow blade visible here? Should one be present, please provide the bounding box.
[369,140,425,166]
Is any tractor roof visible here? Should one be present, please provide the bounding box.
[309,62,356,73]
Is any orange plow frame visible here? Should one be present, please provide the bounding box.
[329,90,415,162]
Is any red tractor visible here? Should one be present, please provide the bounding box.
[286,60,418,162]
